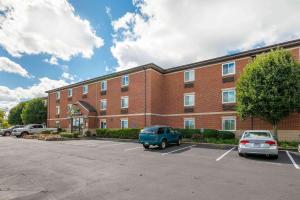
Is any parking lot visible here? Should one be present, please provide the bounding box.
[0,137,299,200]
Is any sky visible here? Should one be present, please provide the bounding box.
[0,0,300,113]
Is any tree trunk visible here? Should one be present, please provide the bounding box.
[273,123,278,141]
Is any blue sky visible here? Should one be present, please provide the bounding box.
[0,0,299,112]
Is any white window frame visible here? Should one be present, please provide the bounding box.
[67,104,72,112]
[121,75,129,87]
[184,118,195,129]
[68,88,72,97]
[83,85,88,94]
[184,93,195,107]
[184,69,195,82]
[100,119,107,129]
[222,88,236,104]
[222,61,236,76]
[56,91,60,100]
[101,80,107,91]
[100,99,107,110]
[120,118,128,129]
[222,116,236,131]
[56,106,60,115]
[121,96,129,108]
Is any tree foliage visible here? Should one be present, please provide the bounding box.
[237,49,300,136]
[8,102,26,125]
[21,98,47,124]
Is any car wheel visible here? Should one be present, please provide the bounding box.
[4,132,11,136]
[160,139,167,150]
[143,144,150,149]
[21,132,28,138]
[176,138,181,146]
[238,153,245,157]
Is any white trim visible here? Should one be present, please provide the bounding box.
[101,80,107,91]
[222,61,236,76]
[56,106,60,115]
[120,118,128,128]
[222,89,236,104]
[67,88,72,97]
[100,99,107,110]
[56,91,60,100]
[222,116,236,131]
[121,96,129,108]
[83,85,88,94]
[184,69,195,82]
[184,118,195,129]
[184,93,195,107]
[121,74,129,87]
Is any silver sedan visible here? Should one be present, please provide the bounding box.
[238,130,278,159]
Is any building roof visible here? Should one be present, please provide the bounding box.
[46,38,300,93]
[77,101,97,113]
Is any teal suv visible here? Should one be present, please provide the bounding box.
[139,126,182,149]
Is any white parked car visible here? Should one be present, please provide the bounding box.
[11,124,57,138]
[238,130,278,159]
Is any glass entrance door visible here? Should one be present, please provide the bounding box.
[72,117,84,133]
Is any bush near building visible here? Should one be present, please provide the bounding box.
[96,128,140,139]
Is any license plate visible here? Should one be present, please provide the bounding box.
[253,143,260,147]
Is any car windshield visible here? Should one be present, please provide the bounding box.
[244,131,271,138]
[141,127,158,134]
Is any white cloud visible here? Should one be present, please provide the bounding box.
[111,0,300,70]
[0,77,68,112]
[0,0,104,61]
[0,57,31,78]
[44,56,59,65]
[61,72,76,82]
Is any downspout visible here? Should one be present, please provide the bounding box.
[144,66,147,127]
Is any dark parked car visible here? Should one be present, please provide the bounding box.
[0,125,24,136]
[139,125,182,149]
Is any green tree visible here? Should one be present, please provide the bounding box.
[237,49,300,138]
[8,102,26,125]
[0,109,5,127]
[21,98,47,124]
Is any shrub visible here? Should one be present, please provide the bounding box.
[175,129,200,139]
[41,130,51,135]
[96,128,140,139]
[59,132,79,138]
[191,133,202,140]
[278,141,298,148]
[218,131,235,139]
[85,130,92,137]
[203,129,218,138]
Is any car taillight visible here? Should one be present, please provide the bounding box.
[240,140,249,144]
[265,140,276,146]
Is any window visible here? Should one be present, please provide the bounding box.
[100,119,107,129]
[222,117,236,131]
[101,80,107,91]
[68,88,72,97]
[222,62,235,76]
[184,70,195,82]
[184,93,195,106]
[83,85,88,94]
[120,119,128,128]
[121,96,129,108]
[67,104,72,112]
[184,118,195,129]
[56,106,60,115]
[55,121,60,128]
[222,89,236,103]
[56,91,60,100]
[121,75,129,87]
[100,99,107,110]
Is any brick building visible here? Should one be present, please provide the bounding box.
[46,39,300,140]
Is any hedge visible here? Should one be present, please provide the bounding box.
[95,128,235,140]
[59,132,79,138]
[96,128,140,139]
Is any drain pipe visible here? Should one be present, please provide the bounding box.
[144,66,147,127]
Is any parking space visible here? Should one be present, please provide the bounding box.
[0,137,300,200]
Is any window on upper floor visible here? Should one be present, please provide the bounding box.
[184,70,195,82]
[222,116,236,131]
[83,85,88,94]
[56,91,60,100]
[222,61,235,76]
[222,89,236,104]
[184,118,195,129]
[101,80,107,91]
[67,104,72,112]
[121,96,129,108]
[120,118,128,128]
[56,106,60,115]
[184,93,195,107]
[100,99,107,110]
[68,88,72,97]
[121,75,129,87]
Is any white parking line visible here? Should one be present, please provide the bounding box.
[124,146,143,151]
[98,143,126,148]
[216,147,236,161]
[161,145,196,156]
[286,151,300,169]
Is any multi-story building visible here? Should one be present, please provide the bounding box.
[46,39,300,141]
